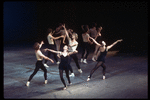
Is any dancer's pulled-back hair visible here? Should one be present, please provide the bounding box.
[81,25,89,33]
[33,42,40,50]
[47,28,53,35]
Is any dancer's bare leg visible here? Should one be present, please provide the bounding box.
[92,45,99,61]
[55,40,61,58]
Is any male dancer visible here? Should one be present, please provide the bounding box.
[44,28,64,67]
[81,25,93,64]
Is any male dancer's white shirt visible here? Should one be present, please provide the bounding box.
[47,35,54,45]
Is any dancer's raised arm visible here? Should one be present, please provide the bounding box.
[39,41,44,49]
[89,36,101,46]
[62,24,70,40]
[107,39,123,50]
[51,35,64,40]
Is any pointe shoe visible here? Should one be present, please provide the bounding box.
[26,81,30,87]
[44,64,49,68]
[78,69,82,73]
[45,80,48,84]
[87,76,91,81]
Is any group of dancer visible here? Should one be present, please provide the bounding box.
[26,22,123,90]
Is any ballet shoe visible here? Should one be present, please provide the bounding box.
[78,69,82,73]
[44,64,49,68]
[45,80,48,84]
[83,59,87,64]
[63,86,67,90]
[103,76,105,80]
[80,58,83,63]
[56,61,60,64]
[26,81,30,87]
[68,82,72,85]
[69,73,75,77]
[87,76,91,81]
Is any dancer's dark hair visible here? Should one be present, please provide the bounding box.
[33,42,40,50]
[81,25,89,33]
[47,28,53,35]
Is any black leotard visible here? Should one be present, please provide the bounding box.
[96,47,107,63]
[59,55,71,70]
[96,36,102,43]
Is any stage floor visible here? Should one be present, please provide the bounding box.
[3,46,148,99]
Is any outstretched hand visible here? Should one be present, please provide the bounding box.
[41,41,44,44]
[74,50,78,53]
[62,24,65,28]
[42,48,48,52]
[118,39,123,42]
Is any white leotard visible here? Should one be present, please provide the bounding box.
[68,39,78,52]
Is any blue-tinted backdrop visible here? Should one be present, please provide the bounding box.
[4,1,37,44]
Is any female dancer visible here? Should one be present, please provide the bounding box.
[62,24,82,77]
[45,45,78,90]
[26,41,54,86]
[87,37,123,81]
[81,25,93,64]
[44,28,64,67]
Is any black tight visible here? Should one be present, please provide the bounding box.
[89,61,106,78]
[81,42,90,59]
[28,61,47,81]
[59,69,71,87]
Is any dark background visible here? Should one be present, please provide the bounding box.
[3,1,148,54]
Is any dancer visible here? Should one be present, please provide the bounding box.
[53,23,64,52]
[88,22,98,61]
[80,25,93,64]
[26,41,54,87]
[56,27,74,48]
[44,28,64,67]
[92,26,102,61]
[88,22,97,39]
[62,24,82,77]
[45,45,78,90]
[87,37,123,81]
